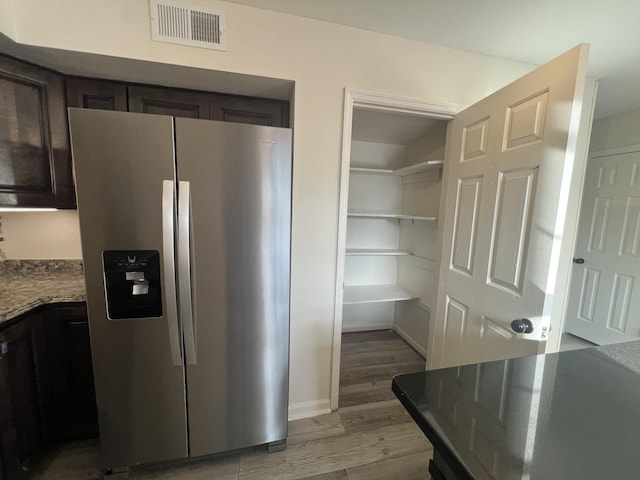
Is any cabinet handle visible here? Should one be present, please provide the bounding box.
[68,321,88,327]
[0,341,7,357]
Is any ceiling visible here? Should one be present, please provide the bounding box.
[224,0,640,120]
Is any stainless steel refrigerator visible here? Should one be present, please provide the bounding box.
[68,109,291,470]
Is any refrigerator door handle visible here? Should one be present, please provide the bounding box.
[162,180,183,366]
[178,180,197,365]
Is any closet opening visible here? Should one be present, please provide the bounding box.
[331,89,463,409]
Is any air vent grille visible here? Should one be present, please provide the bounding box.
[191,11,221,44]
[157,4,189,40]
[150,0,226,51]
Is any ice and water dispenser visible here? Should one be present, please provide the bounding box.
[103,250,162,319]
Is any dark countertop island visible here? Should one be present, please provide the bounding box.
[393,342,640,480]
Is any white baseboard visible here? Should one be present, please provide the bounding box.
[342,322,393,333]
[393,324,427,359]
[288,399,332,421]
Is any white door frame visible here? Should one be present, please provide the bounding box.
[330,88,464,410]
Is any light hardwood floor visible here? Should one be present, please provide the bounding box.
[31,330,432,479]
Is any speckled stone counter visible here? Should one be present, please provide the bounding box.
[0,260,86,324]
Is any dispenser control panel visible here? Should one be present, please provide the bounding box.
[102,250,162,320]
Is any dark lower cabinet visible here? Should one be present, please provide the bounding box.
[0,303,98,480]
[44,304,98,440]
[0,311,49,480]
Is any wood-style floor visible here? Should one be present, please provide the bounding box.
[31,330,432,479]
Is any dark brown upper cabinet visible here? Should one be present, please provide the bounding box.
[210,93,289,127]
[65,78,127,112]
[128,85,210,119]
[0,55,75,208]
[128,85,290,127]
[0,55,290,209]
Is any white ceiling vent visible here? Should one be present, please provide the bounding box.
[149,0,227,51]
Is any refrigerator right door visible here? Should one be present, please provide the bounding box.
[175,118,292,456]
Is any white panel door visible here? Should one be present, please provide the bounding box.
[429,45,592,369]
[565,151,640,344]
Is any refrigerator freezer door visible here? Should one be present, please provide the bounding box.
[175,118,292,456]
[68,109,188,467]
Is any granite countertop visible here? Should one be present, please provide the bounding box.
[0,260,86,324]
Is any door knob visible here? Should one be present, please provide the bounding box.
[511,318,534,334]
[573,257,585,264]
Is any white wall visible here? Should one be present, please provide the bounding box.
[1,211,82,259]
[0,0,16,39]
[590,108,640,152]
[1,0,534,418]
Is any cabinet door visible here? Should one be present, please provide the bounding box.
[0,311,48,478]
[0,55,74,208]
[210,93,289,127]
[66,78,127,111]
[128,85,210,119]
[44,304,98,440]
[0,346,18,480]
